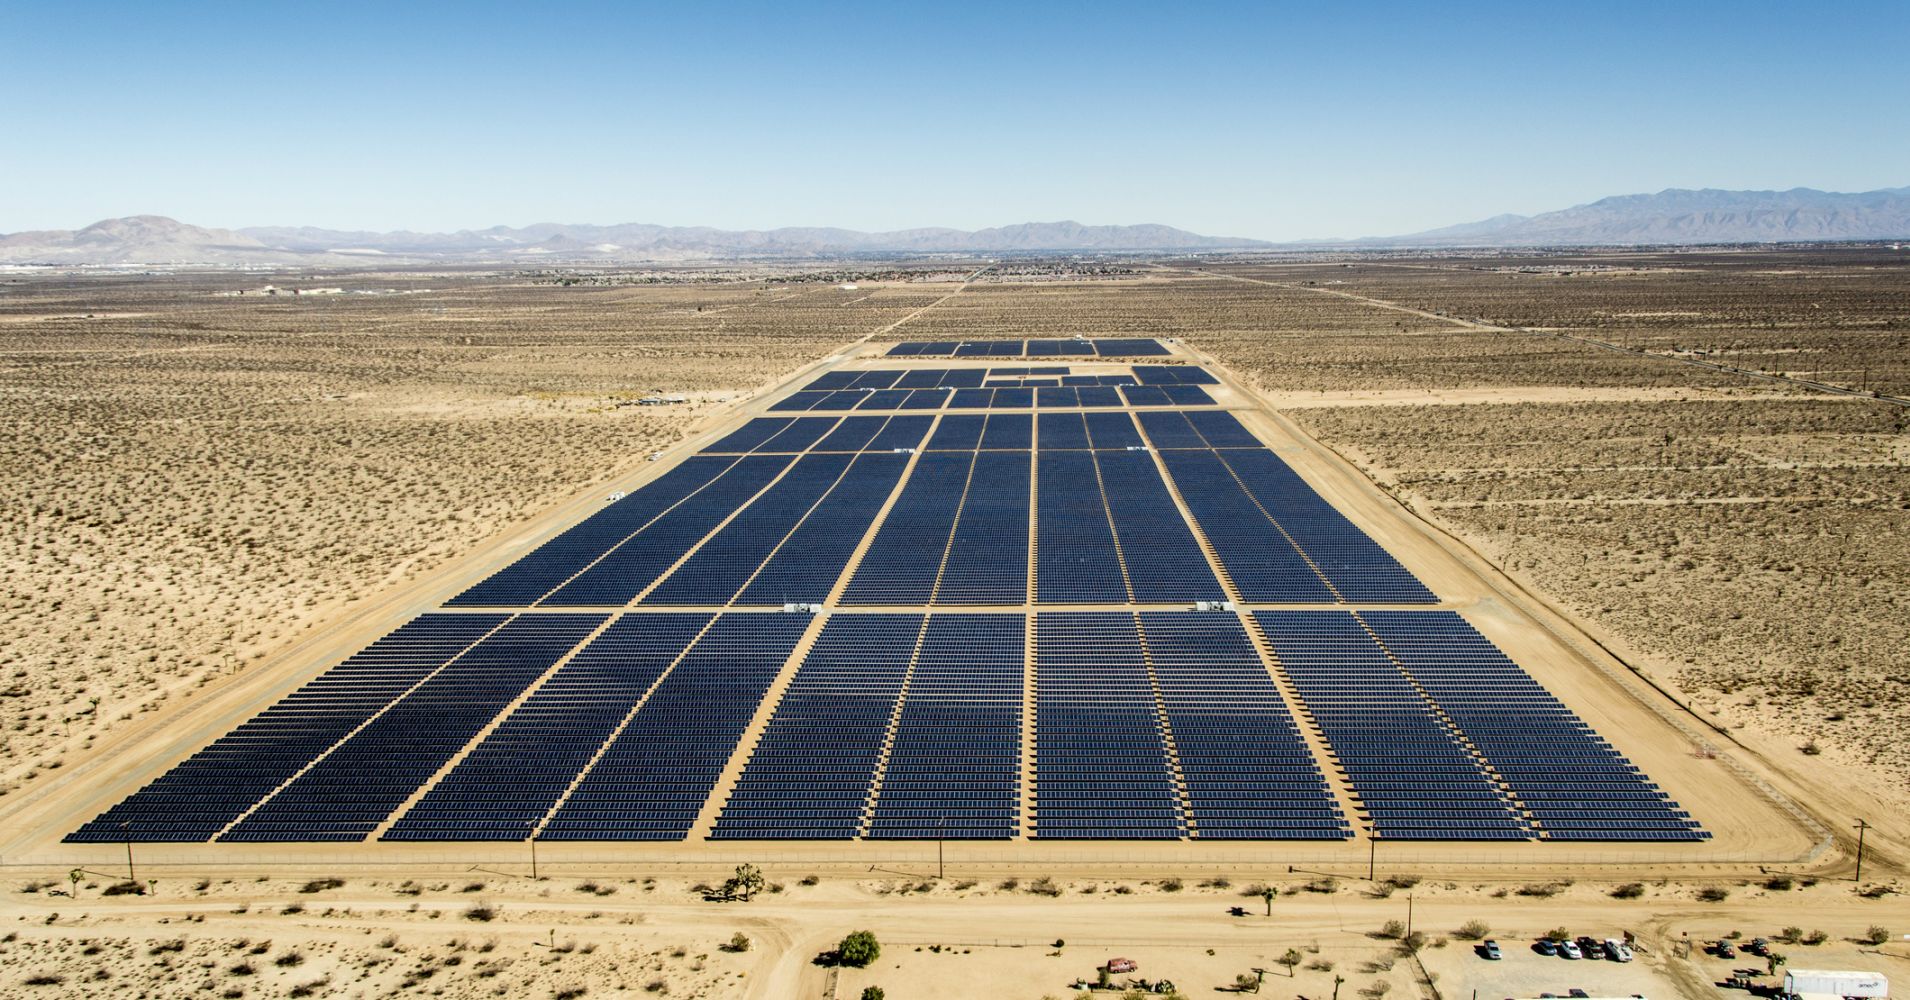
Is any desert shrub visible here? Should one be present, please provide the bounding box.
[299,878,345,894]
[1764,876,1795,891]
[1696,886,1730,902]
[1515,882,1562,898]
[1804,930,1829,945]
[101,881,145,896]
[1455,920,1490,940]
[463,902,496,922]
[722,933,751,953]
[1863,926,1890,945]
[837,930,880,968]
[860,988,885,1000]
[275,950,304,967]
[1381,920,1405,939]
[1611,883,1645,899]
[1157,878,1183,892]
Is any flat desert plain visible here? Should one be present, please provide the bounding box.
[1,250,1905,999]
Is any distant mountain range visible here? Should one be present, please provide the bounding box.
[4,187,1907,266]
[0,217,1265,265]
[1367,186,1910,246]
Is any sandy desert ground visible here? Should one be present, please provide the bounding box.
[3,868,1905,999]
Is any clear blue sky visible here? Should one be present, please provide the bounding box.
[3,1,1905,240]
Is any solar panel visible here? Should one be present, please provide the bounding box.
[935,451,1030,604]
[1092,338,1171,357]
[539,613,813,840]
[1034,612,1183,839]
[542,454,797,607]
[643,453,859,606]
[1138,612,1347,839]
[841,452,972,605]
[67,613,510,843]
[1362,612,1706,842]
[1257,610,1530,840]
[736,453,910,606]
[868,614,1023,839]
[449,456,746,607]
[712,614,919,840]
[1036,450,1128,604]
[222,613,608,842]
[383,613,713,841]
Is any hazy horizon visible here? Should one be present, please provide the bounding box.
[5,1,1908,240]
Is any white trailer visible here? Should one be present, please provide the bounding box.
[1785,970,1887,999]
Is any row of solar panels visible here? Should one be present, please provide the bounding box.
[70,610,1698,843]
[803,365,1215,392]
[768,383,1216,411]
[1260,611,1706,841]
[807,367,1076,390]
[887,338,1170,357]
[440,410,1431,608]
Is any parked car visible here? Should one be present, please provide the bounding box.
[1561,940,1583,960]
[1536,938,1560,956]
[1746,938,1770,956]
[1578,936,1604,959]
[1482,940,1502,960]
[1714,940,1738,959]
[1569,990,1590,998]
[1106,958,1137,974]
[1605,939,1634,962]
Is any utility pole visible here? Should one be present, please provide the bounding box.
[121,822,135,883]
[1368,835,1376,881]
[527,820,539,880]
[1406,892,1414,941]
[1854,819,1869,882]
[937,815,946,880]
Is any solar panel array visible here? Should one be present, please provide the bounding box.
[888,338,1171,357]
[73,342,1704,846]
[771,383,1212,411]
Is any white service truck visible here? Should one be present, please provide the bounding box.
[1784,970,1888,999]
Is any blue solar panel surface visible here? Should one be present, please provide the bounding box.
[71,346,1704,846]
